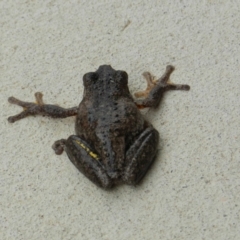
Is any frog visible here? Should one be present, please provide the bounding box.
[8,65,190,189]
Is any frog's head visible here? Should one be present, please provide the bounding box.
[82,65,130,98]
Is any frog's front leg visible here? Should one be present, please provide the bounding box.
[8,92,78,123]
[52,135,112,189]
[134,65,190,108]
[123,126,159,185]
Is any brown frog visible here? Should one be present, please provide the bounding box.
[8,65,190,189]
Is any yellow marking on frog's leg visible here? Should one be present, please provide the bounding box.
[74,140,100,160]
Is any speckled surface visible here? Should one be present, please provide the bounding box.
[1,1,240,239]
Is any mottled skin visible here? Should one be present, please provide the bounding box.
[8,65,190,189]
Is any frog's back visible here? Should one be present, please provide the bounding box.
[76,96,145,138]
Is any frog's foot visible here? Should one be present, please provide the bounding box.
[8,92,43,123]
[52,139,67,155]
[134,71,160,98]
[8,92,78,123]
[134,65,190,108]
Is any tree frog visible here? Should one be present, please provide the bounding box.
[8,65,190,189]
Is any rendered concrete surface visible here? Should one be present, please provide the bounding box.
[1,1,239,239]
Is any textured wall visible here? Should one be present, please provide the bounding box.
[1,1,240,239]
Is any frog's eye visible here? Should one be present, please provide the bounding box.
[83,72,98,87]
[116,71,128,85]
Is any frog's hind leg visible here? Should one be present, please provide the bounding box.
[123,126,159,185]
[52,135,112,189]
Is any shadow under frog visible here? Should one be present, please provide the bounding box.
[8,65,190,189]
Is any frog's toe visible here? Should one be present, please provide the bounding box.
[52,139,67,155]
[34,92,44,105]
[166,65,175,73]
[8,96,29,106]
[7,111,31,123]
[134,72,157,99]
[8,96,18,104]
[8,116,16,123]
